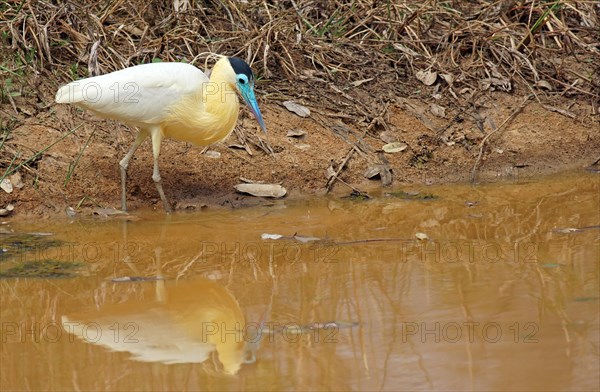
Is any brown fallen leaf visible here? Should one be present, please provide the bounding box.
[1,178,13,194]
[234,183,287,198]
[363,164,392,187]
[430,103,446,118]
[283,101,311,117]
[382,142,408,153]
[416,69,438,86]
[9,172,24,189]
[286,129,306,138]
[379,131,398,144]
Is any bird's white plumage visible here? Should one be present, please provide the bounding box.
[55,62,209,126]
[55,56,265,212]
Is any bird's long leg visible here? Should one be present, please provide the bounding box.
[150,128,172,213]
[119,131,148,212]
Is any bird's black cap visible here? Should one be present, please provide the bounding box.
[228,57,254,80]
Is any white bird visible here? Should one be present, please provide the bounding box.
[55,56,266,212]
[62,277,251,374]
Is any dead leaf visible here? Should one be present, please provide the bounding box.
[9,172,23,189]
[283,101,311,117]
[379,131,397,143]
[363,164,392,186]
[416,70,438,86]
[415,232,429,241]
[203,150,221,158]
[535,80,553,90]
[440,73,454,86]
[1,178,13,194]
[430,103,446,118]
[261,233,284,240]
[480,77,511,92]
[380,170,393,186]
[363,166,382,179]
[260,233,321,243]
[234,183,287,198]
[286,129,306,138]
[382,142,408,153]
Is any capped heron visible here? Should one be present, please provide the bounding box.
[55,56,266,212]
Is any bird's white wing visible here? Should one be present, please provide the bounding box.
[55,62,209,125]
[61,311,215,365]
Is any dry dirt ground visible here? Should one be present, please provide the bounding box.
[2,88,599,218]
[2,1,599,218]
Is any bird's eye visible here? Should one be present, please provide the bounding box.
[237,75,248,84]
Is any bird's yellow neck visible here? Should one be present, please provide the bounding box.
[163,58,240,146]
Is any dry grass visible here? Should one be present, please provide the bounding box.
[2,1,598,100]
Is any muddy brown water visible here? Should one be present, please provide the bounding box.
[1,172,598,391]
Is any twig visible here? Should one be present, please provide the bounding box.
[326,145,361,193]
[336,237,412,245]
[1,124,84,182]
[470,95,531,183]
[541,104,576,119]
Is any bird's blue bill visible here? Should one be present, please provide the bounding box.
[238,83,267,133]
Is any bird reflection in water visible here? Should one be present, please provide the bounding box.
[62,277,257,375]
